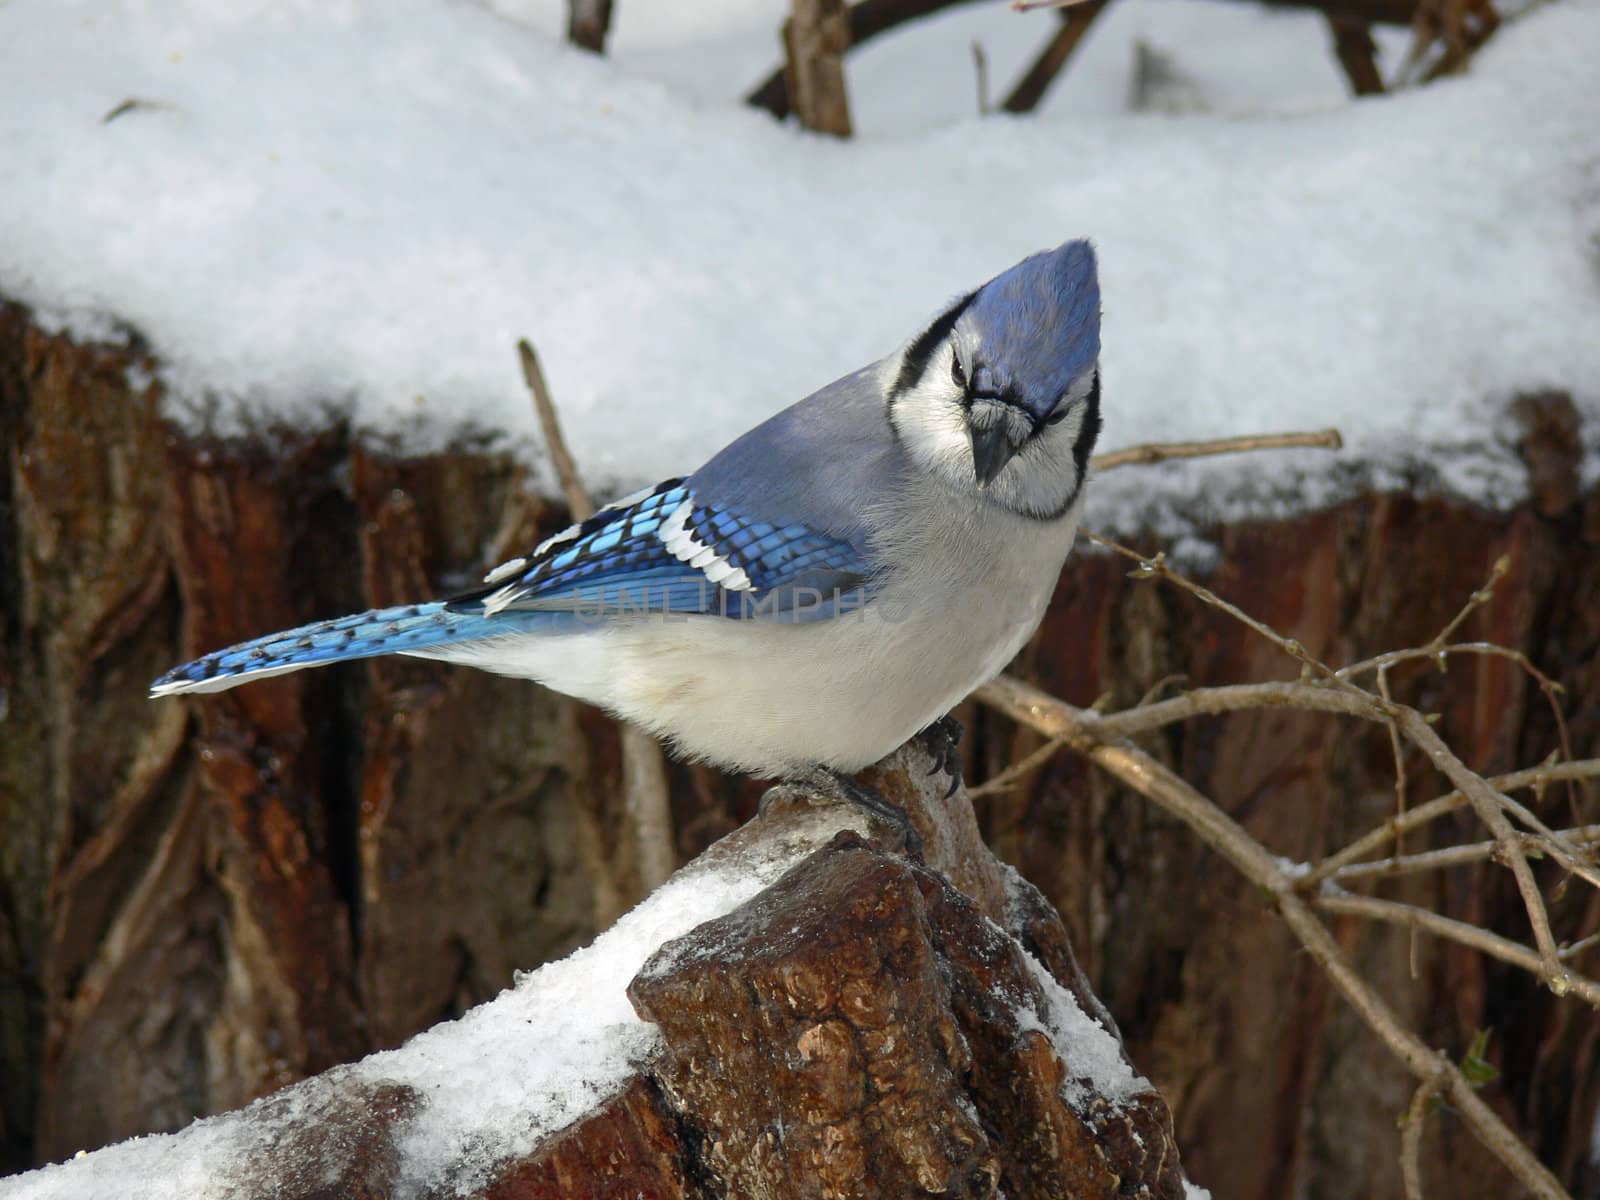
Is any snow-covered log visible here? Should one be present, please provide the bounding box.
[2,743,1189,1199]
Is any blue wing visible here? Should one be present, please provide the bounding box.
[457,479,877,623]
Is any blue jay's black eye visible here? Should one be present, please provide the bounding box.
[950,351,966,390]
[1045,405,1069,426]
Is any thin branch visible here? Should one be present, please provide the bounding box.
[517,340,592,522]
[967,736,1068,798]
[972,39,991,116]
[1434,554,1508,647]
[1090,427,1343,472]
[974,672,1573,1199]
[1396,707,1567,987]
[1088,676,1600,892]
[1340,637,1580,822]
[1400,1058,1451,1200]
[1378,664,1409,859]
[1085,533,1338,677]
[1562,931,1600,964]
[1328,826,1600,885]
[515,337,677,892]
[1086,532,1572,991]
[1315,890,1600,1006]
[999,0,1106,114]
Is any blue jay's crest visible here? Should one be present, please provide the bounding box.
[888,240,1099,427]
[964,240,1100,425]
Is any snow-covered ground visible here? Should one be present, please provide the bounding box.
[2,0,1596,540]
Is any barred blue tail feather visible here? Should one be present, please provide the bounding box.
[149,602,507,697]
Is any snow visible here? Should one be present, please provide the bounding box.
[2,0,1597,540]
[1017,950,1149,1109]
[0,804,869,1200]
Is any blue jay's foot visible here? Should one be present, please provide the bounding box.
[915,715,964,798]
[794,768,922,857]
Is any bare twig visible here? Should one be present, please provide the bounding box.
[1340,637,1580,823]
[1315,890,1600,1006]
[1085,533,1337,677]
[1396,707,1567,989]
[747,0,980,118]
[1096,673,1600,899]
[1087,531,1572,992]
[1092,677,1600,891]
[1090,427,1343,472]
[515,337,677,892]
[1306,760,1600,887]
[1378,664,1409,859]
[972,40,991,116]
[1000,0,1106,113]
[974,672,1573,1199]
[970,427,1593,1189]
[517,340,592,521]
[967,735,1068,798]
[1562,931,1600,963]
[1327,825,1600,885]
[1400,1058,1452,1200]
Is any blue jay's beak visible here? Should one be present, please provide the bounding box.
[969,422,1024,488]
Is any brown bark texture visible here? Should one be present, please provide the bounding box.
[2,305,1599,1197]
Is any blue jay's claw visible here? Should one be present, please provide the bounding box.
[916,715,964,798]
[816,769,923,857]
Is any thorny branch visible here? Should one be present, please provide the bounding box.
[969,466,1597,1198]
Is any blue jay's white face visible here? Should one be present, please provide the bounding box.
[885,317,1101,522]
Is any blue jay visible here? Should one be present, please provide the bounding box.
[153,241,1102,796]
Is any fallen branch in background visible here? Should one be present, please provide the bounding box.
[1000,0,1108,113]
[973,507,1599,1198]
[1090,426,1344,471]
[517,339,678,893]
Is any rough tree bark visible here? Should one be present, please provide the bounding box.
[1,306,1597,1198]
